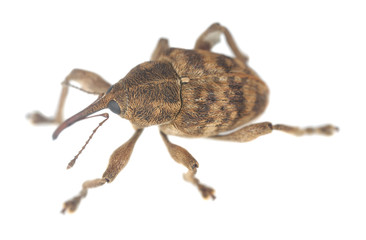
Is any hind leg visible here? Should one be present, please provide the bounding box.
[210,122,338,142]
[27,69,111,124]
[195,23,248,64]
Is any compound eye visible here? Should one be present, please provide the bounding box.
[108,100,121,115]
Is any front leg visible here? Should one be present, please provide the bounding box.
[160,131,215,200]
[28,69,111,125]
[61,129,143,213]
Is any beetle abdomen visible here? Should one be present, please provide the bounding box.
[160,73,269,137]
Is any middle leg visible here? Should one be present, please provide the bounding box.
[151,38,170,61]
[160,131,215,200]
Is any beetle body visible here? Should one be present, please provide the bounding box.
[55,47,269,139]
[100,48,269,138]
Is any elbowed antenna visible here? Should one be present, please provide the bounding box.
[52,96,109,140]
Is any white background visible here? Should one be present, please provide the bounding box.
[1,1,365,239]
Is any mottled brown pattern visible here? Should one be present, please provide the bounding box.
[160,48,240,77]
[105,51,267,133]
[155,47,269,137]
[122,61,182,128]
[216,55,232,72]
[159,70,268,137]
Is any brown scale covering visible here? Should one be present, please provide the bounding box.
[157,48,269,137]
[122,61,182,128]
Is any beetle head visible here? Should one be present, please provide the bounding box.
[52,82,127,140]
[52,61,182,139]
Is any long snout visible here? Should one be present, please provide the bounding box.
[52,97,109,140]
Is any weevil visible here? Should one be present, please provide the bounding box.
[28,23,338,213]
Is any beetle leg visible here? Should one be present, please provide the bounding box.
[27,69,111,125]
[61,129,143,214]
[210,122,273,142]
[160,131,215,200]
[273,124,339,136]
[195,23,248,64]
[210,122,338,142]
[151,38,170,61]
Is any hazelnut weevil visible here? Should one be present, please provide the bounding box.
[28,23,338,213]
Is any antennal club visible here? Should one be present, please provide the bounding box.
[67,113,109,169]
